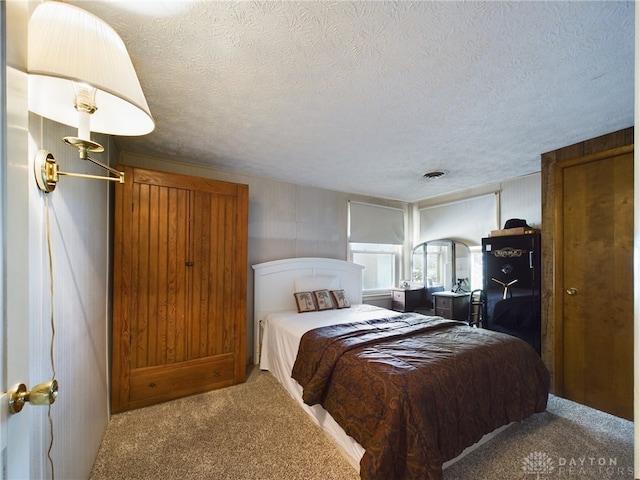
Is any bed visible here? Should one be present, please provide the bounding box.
[253,257,549,480]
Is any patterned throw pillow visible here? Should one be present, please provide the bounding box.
[313,290,334,310]
[294,291,316,313]
[330,289,350,309]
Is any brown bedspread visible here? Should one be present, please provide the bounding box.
[291,313,549,480]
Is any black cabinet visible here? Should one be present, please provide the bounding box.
[433,292,470,321]
[482,233,541,354]
[391,288,425,312]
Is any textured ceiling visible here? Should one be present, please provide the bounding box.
[69,0,634,202]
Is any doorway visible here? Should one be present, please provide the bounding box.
[542,129,633,421]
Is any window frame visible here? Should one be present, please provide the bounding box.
[348,242,401,295]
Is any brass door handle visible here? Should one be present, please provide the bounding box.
[9,380,58,414]
[566,287,579,296]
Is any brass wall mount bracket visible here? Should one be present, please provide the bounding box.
[33,149,125,193]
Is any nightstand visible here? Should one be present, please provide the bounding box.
[391,288,425,312]
[432,292,470,321]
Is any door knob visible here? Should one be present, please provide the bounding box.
[566,287,579,296]
[8,379,58,414]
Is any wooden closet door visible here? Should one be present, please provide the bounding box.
[112,166,247,413]
[189,190,242,361]
[556,146,633,420]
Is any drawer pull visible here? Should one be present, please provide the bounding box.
[566,287,579,296]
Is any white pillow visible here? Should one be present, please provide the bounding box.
[294,275,340,292]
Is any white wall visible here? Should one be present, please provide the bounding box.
[498,173,541,229]
[27,115,117,478]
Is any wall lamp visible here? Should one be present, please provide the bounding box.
[28,1,154,193]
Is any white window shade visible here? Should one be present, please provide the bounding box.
[349,202,405,245]
[419,194,498,246]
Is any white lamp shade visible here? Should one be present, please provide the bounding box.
[28,1,154,136]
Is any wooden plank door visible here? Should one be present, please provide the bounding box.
[112,166,247,413]
[556,146,633,420]
[189,190,240,360]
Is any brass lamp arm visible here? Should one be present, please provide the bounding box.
[57,169,125,183]
[34,150,125,193]
[85,155,125,180]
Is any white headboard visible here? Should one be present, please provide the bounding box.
[252,257,364,364]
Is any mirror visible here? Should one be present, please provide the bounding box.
[411,239,471,292]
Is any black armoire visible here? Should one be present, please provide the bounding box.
[482,233,541,354]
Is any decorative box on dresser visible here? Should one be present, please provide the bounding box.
[111,166,248,413]
[432,291,470,321]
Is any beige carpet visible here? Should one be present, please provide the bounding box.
[443,394,633,479]
[91,366,633,480]
[90,367,359,480]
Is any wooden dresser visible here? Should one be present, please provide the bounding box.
[111,166,248,413]
[433,292,470,321]
[391,287,425,312]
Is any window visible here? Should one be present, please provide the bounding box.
[349,243,400,293]
[348,201,406,295]
[469,246,483,291]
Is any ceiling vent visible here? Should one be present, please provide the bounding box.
[423,170,447,179]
